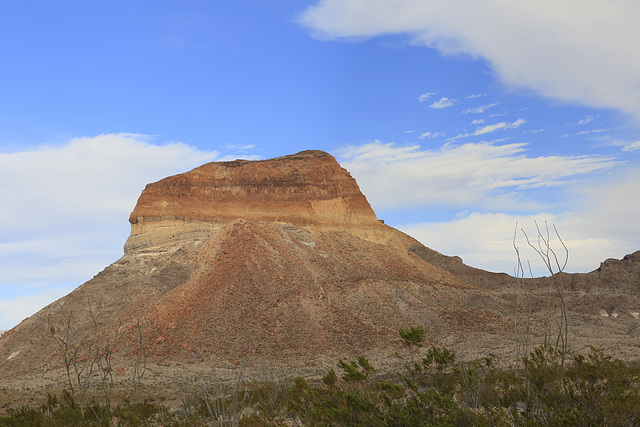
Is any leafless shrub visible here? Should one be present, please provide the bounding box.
[175,345,256,426]
[514,221,569,367]
[45,298,138,422]
[46,301,99,406]
[126,317,147,401]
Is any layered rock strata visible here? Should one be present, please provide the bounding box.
[125,150,386,254]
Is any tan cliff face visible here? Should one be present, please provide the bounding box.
[125,150,387,254]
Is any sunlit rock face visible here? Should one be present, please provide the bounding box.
[124,150,387,254]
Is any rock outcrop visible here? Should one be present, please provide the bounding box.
[125,150,388,254]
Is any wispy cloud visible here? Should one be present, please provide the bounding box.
[430,97,456,109]
[337,141,618,211]
[462,102,499,114]
[578,115,599,125]
[221,143,257,152]
[300,0,640,121]
[337,141,635,275]
[449,118,526,140]
[419,131,442,140]
[471,119,486,125]
[475,118,526,135]
[466,93,483,99]
[418,92,436,102]
[575,128,615,136]
[398,210,629,275]
[621,140,640,152]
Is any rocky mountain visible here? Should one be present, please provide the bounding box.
[1,150,638,390]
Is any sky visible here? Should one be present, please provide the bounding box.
[1,0,639,330]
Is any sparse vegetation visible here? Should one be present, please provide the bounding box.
[2,330,639,426]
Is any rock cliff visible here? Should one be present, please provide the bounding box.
[125,150,387,254]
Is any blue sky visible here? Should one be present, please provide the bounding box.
[1,0,639,330]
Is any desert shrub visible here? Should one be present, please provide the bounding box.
[287,377,385,426]
[337,356,375,383]
[389,345,497,426]
[399,325,426,348]
[249,379,289,422]
[3,329,640,426]
[322,368,338,387]
[0,405,45,427]
[113,400,172,426]
[500,344,640,426]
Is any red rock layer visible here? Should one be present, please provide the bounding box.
[129,150,380,236]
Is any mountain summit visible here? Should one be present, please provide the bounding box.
[125,150,387,255]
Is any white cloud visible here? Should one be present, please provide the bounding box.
[337,141,618,211]
[462,103,499,114]
[418,169,640,275]
[621,141,640,152]
[471,119,486,125]
[300,0,640,121]
[419,131,442,140]
[220,143,257,151]
[429,97,455,109]
[474,118,526,135]
[576,128,614,136]
[578,115,598,125]
[569,170,640,249]
[0,134,235,329]
[466,94,483,99]
[450,118,526,140]
[418,92,436,102]
[337,141,637,276]
[398,211,625,276]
